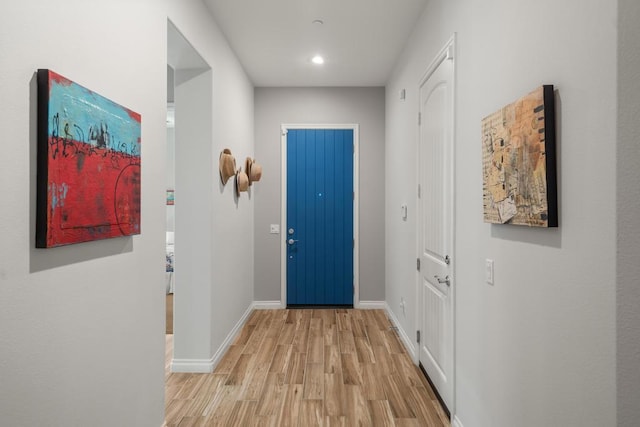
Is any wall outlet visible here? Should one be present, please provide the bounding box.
[270,224,280,234]
[485,259,494,285]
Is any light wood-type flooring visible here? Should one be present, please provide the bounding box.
[164,309,449,426]
[166,293,174,335]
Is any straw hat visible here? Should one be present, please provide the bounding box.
[235,168,249,196]
[219,149,236,185]
[245,157,263,185]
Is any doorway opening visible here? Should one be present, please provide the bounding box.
[165,75,175,335]
[166,20,213,372]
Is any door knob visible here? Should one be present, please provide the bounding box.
[434,275,450,286]
[288,239,298,245]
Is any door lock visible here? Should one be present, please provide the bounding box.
[288,239,299,245]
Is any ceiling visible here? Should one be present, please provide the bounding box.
[203,0,427,87]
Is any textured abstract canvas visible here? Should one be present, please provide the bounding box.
[36,69,141,247]
[481,85,557,227]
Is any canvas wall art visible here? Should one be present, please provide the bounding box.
[36,69,142,248]
[481,85,557,227]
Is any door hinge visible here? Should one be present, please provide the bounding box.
[418,112,422,126]
[417,258,421,272]
[417,330,421,343]
[353,191,355,200]
[418,184,421,198]
[353,239,355,249]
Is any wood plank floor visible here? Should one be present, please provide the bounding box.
[164,309,449,426]
[166,293,174,335]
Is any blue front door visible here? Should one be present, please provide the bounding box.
[286,128,354,306]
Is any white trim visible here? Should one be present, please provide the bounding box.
[170,358,214,373]
[416,33,457,414]
[170,302,254,373]
[280,124,360,307]
[384,302,418,361]
[452,415,464,427]
[210,302,254,367]
[252,301,285,309]
[357,301,386,309]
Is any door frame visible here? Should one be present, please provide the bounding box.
[414,34,457,413]
[280,124,360,308]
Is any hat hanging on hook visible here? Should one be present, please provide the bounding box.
[235,167,249,196]
[219,148,236,185]
[245,157,263,186]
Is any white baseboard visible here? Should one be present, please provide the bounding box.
[170,358,214,373]
[210,303,254,368]
[452,415,464,427]
[252,301,285,309]
[357,300,386,309]
[253,301,388,309]
[170,303,254,373]
[384,302,417,361]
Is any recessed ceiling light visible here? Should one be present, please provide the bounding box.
[312,55,324,65]
[312,19,324,25]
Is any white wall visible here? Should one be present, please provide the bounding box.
[386,1,617,426]
[173,68,214,363]
[168,0,255,366]
[0,0,255,424]
[254,87,385,303]
[617,0,640,425]
[0,1,168,426]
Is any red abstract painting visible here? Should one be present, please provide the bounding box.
[36,70,141,248]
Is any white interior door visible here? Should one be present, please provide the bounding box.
[418,41,455,411]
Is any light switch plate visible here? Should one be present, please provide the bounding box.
[485,259,494,285]
[270,224,280,234]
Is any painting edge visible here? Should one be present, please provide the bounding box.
[35,69,50,248]
[543,84,558,227]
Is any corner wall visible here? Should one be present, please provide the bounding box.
[617,0,640,425]
[168,0,255,364]
[254,87,385,303]
[173,67,214,365]
[0,1,168,425]
[386,0,617,426]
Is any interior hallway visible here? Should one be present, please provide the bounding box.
[164,309,448,426]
